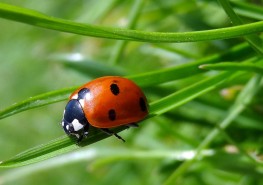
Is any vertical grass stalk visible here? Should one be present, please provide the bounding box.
[163,75,263,185]
[109,0,145,64]
[217,0,263,55]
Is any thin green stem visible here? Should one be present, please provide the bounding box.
[1,3,263,42]
[218,0,243,24]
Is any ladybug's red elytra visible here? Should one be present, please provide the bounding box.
[61,76,148,143]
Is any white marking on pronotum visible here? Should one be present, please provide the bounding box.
[79,99,85,108]
[66,125,70,130]
[72,119,84,131]
[85,91,92,100]
[61,121,64,126]
[71,94,78,99]
[79,92,92,108]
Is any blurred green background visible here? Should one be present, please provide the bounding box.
[0,0,263,185]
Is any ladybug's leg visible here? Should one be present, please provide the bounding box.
[126,123,139,128]
[76,124,90,144]
[83,123,89,137]
[100,128,125,142]
[76,134,84,144]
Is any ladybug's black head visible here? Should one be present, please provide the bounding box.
[61,99,89,141]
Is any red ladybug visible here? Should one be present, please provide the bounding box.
[61,76,148,142]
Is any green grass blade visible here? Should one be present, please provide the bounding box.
[0,148,214,184]
[0,136,76,167]
[200,61,263,74]
[0,87,76,120]
[149,71,233,116]
[52,55,126,77]
[0,126,123,167]
[0,71,239,167]
[1,3,263,42]
[0,42,252,120]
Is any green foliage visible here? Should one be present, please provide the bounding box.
[0,0,263,185]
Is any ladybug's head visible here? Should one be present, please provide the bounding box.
[61,99,89,140]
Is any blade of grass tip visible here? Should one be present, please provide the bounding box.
[130,42,255,87]
[1,3,263,42]
[149,70,242,116]
[199,60,263,74]
[0,70,240,167]
[218,0,263,55]
[0,86,77,120]
[163,75,263,185]
[109,0,145,65]
[198,55,260,71]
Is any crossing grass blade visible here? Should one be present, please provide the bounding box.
[0,87,76,120]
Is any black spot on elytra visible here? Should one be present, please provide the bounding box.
[139,97,147,112]
[110,83,120,95]
[78,88,90,100]
[108,109,116,121]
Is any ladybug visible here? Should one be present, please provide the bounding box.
[61,76,148,143]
